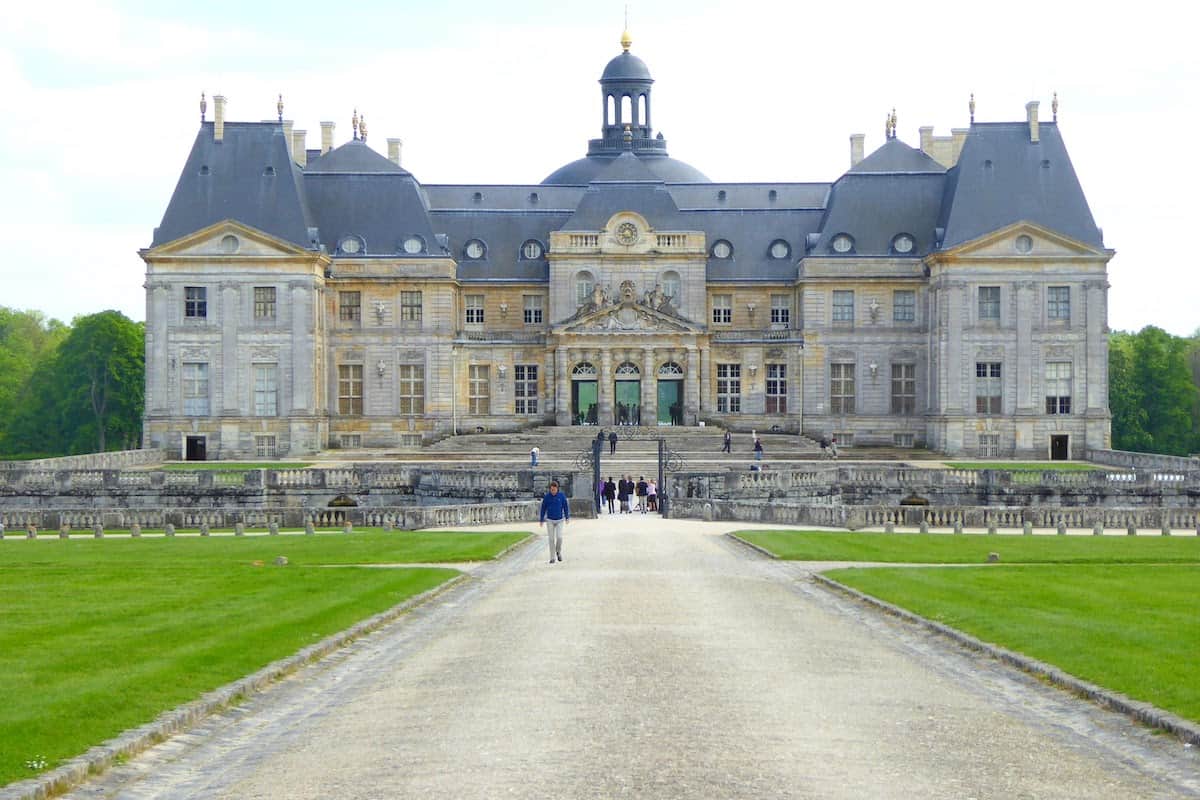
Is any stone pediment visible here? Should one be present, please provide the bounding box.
[941,221,1111,260]
[143,220,314,259]
[557,297,701,335]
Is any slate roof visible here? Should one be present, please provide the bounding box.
[541,151,710,185]
[938,122,1103,250]
[562,180,687,231]
[814,173,946,257]
[849,138,946,174]
[430,209,568,282]
[602,51,653,81]
[683,209,824,282]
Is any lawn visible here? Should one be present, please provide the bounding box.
[943,461,1104,471]
[0,531,528,786]
[827,564,1200,724]
[734,530,1200,564]
[159,462,311,471]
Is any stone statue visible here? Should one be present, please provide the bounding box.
[590,282,605,309]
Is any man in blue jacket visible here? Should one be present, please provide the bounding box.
[539,480,570,564]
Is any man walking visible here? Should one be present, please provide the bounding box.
[608,430,618,455]
[722,430,732,453]
[636,476,648,513]
[539,480,569,564]
[530,446,540,467]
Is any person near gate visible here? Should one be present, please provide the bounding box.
[530,446,540,467]
[636,476,648,513]
[647,479,658,512]
[722,430,732,453]
[617,474,632,513]
[539,480,569,564]
[608,430,618,455]
[603,476,617,514]
[753,437,764,461]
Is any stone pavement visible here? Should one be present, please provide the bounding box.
[65,517,1199,799]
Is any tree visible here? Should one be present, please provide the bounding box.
[1108,331,1151,452]
[0,307,66,455]
[1109,326,1200,456]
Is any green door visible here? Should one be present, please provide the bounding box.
[615,380,641,425]
[572,380,598,425]
[657,380,682,425]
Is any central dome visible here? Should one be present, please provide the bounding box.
[602,51,652,82]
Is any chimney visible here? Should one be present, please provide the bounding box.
[320,121,335,154]
[293,129,307,167]
[950,128,969,165]
[849,133,864,168]
[1026,100,1040,143]
[387,138,403,167]
[282,120,294,161]
[919,126,933,155]
[213,95,227,142]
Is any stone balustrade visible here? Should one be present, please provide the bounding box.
[1089,449,1200,471]
[0,449,168,472]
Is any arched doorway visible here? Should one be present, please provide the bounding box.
[571,362,598,425]
[614,362,641,425]
[657,361,684,425]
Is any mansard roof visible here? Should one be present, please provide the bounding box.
[814,173,947,257]
[305,139,411,174]
[849,137,946,174]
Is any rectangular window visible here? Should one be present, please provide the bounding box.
[523,295,543,325]
[712,294,732,325]
[469,365,490,414]
[253,287,276,320]
[400,291,423,323]
[255,434,276,458]
[716,363,741,412]
[893,290,915,323]
[339,434,362,449]
[832,290,854,323]
[770,294,791,327]
[466,294,485,325]
[514,364,539,414]
[338,291,361,322]
[975,362,1002,414]
[979,433,1000,457]
[338,364,363,415]
[184,286,207,319]
[830,362,855,414]
[1045,361,1072,415]
[1048,286,1070,320]
[398,364,425,415]
[182,362,209,415]
[766,364,787,413]
[893,433,915,448]
[891,363,916,415]
[978,286,1000,321]
[253,364,278,417]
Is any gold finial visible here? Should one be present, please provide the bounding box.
[969,92,975,123]
[1052,91,1058,121]
[351,108,359,140]
[621,29,632,52]
[891,108,898,138]
[277,93,284,122]
[200,92,207,123]
[358,114,367,143]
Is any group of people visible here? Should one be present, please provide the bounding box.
[598,475,657,514]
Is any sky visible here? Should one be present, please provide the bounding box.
[0,0,1196,335]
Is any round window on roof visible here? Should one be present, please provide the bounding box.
[402,236,424,254]
[339,236,362,255]
[1015,234,1033,254]
[219,234,239,254]
[892,234,915,254]
[464,239,485,260]
[711,240,733,259]
[521,240,544,259]
[831,234,854,253]
[769,240,791,259]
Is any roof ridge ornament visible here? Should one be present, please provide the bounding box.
[885,108,897,140]
[200,91,206,123]
[1052,91,1058,122]
[277,93,284,122]
[352,108,359,141]
[359,113,367,143]
[621,6,632,52]
[969,92,976,123]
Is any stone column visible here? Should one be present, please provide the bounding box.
[220,282,240,414]
[943,281,964,413]
[698,345,711,419]
[555,346,569,426]
[290,281,311,412]
[642,347,656,425]
[687,345,701,425]
[599,349,613,426]
[148,282,169,414]
[1015,281,1035,412]
[1084,280,1108,411]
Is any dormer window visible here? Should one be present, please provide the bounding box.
[401,236,425,254]
[831,234,854,254]
[891,234,914,254]
[464,239,486,260]
[520,239,545,260]
[711,240,733,259]
[338,236,363,255]
[768,240,790,259]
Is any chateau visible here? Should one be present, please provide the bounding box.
[141,33,1112,459]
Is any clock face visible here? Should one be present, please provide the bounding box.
[340,237,361,255]
[770,240,789,259]
[403,237,423,254]
[832,234,853,253]
[465,240,484,259]
[615,222,639,245]
[712,240,732,259]
[893,234,914,254]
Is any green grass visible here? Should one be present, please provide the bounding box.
[734,530,1200,564]
[944,461,1104,471]
[827,564,1200,723]
[0,531,527,785]
[159,462,311,471]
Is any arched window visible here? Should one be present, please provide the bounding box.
[661,270,681,303]
[572,362,597,377]
[607,95,616,126]
[640,94,648,125]
[658,362,684,377]
[575,270,595,305]
[621,94,633,125]
[520,239,544,259]
[615,362,640,376]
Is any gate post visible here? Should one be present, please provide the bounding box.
[658,438,669,517]
[593,438,602,514]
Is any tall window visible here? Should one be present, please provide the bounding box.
[1045,362,1072,414]
[400,291,423,324]
[338,364,363,414]
[975,362,1002,414]
[253,364,278,417]
[254,287,276,320]
[716,364,741,412]
[182,362,209,415]
[770,294,791,327]
[514,364,538,414]
[832,290,854,323]
[891,363,916,414]
[398,364,425,415]
[469,365,490,415]
[339,291,361,322]
[465,294,485,325]
[184,286,207,319]
[766,364,787,413]
[1048,286,1070,320]
[893,290,915,323]
[523,295,543,325]
[662,271,681,303]
[575,271,595,305]
[830,362,855,414]
[712,294,732,325]
[255,434,276,458]
[978,286,1000,321]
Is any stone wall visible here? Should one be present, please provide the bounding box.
[0,449,168,472]
[1088,449,1200,471]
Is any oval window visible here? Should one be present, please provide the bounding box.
[711,240,733,259]
[769,240,790,259]
[832,234,853,253]
[402,236,424,254]
[892,234,914,254]
[465,239,485,259]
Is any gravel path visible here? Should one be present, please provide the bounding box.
[66,517,1199,799]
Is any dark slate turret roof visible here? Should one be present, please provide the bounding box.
[303,168,439,256]
[685,209,824,282]
[602,51,652,81]
[542,152,710,185]
[563,181,686,231]
[849,138,946,174]
[813,173,946,256]
[152,122,313,248]
[938,122,1103,249]
[305,139,411,174]
[430,210,567,282]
